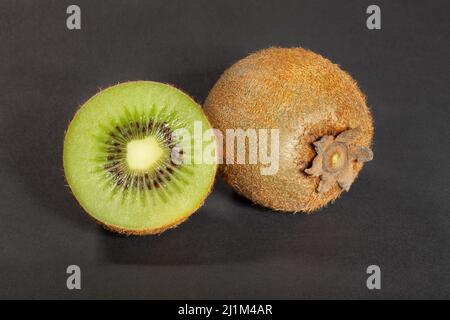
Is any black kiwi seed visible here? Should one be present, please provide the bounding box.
[145,178,153,190]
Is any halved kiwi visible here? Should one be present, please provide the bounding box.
[63,81,217,235]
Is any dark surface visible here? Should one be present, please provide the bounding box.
[0,0,449,299]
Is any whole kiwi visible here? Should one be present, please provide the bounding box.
[204,47,374,212]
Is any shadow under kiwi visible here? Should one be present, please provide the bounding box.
[99,178,313,266]
[98,158,446,268]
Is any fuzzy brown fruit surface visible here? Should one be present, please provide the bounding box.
[204,47,374,212]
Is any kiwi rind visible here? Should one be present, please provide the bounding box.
[64,81,217,235]
[204,47,373,212]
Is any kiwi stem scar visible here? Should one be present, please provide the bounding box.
[305,128,373,193]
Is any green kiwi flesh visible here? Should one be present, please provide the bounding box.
[63,81,217,235]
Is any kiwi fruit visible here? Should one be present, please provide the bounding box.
[63,81,217,235]
[204,47,374,212]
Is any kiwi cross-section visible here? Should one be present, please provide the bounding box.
[63,81,217,235]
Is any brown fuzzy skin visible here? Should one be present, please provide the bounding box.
[204,47,374,212]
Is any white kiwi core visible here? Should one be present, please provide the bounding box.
[126,136,164,171]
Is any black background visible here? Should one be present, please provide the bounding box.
[0,0,449,299]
